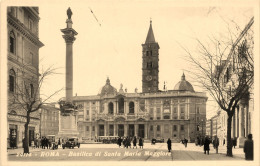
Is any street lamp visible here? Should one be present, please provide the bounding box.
[201,119,204,137]
[39,108,42,138]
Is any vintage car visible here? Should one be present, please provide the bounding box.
[62,137,80,149]
[97,136,118,144]
[156,138,164,143]
[151,138,156,145]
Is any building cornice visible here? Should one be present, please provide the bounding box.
[8,14,44,48]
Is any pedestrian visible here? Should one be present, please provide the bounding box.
[133,136,137,149]
[125,137,129,148]
[117,137,122,148]
[204,136,210,155]
[244,134,253,160]
[232,137,237,148]
[139,137,143,149]
[58,138,61,147]
[31,140,35,149]
[213,136,219,154]
[167,138,172,152]
[184,138,188,148]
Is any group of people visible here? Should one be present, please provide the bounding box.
[117,136,143,149]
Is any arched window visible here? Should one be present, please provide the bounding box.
[118,98,124,114]
[30,84,34,98]
[108,102,114,114]
[9,31,16,54]
[129,102,135,114]
[9,69,16,92]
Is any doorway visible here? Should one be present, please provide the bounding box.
[29,127,35,146]
[118,124,124,137]
[138,124,144,138]
[99,125,104,136]
[128,124,134,137]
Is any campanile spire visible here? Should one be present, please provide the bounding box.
[142,20,160,93]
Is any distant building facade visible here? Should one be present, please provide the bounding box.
[71,21,208,142]
[40,104,59,137]
[209,18,254,148]
[7,7,43,148]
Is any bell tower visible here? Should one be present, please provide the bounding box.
[142,20,160,93]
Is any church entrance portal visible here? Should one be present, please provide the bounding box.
[99,125,104,136]
[128,124,134,137]
[118,124,124,137]
[138,124,144,138]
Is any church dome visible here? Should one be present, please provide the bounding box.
[174,73,195,92]
[99,78,117,96]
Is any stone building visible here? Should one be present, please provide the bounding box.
[40,104,60,137]
[209,17,254,148]
[7,7,43,148]
[72,21,208,142]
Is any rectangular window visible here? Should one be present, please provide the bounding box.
[197,107,200,114]
[173,107,177,113]
[181,116,185,119]
[173,125,177,131]
[181,107,185,113]
[92,126,95,131]
[156,108,160,116]
[86,126,89,131]
[150,126,153,131]
[164,125,169,132]
[157,125,160,131]
[181,125,184,131]
[29,18,33,31]
[9,76,14,92]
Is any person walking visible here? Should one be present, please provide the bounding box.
[117,137,122,148]
[139,137,143,149]
[58,138,61,147]
[204,136,210,155]
[213,136,219,154]
[167,138,172,152]
[244,134,253,160]
[133,136,137,149]
[184,138,188,148]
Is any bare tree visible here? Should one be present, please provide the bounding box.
[181,17,254,157]
[8,64,63,154]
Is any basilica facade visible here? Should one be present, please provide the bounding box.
[73,21,207,142]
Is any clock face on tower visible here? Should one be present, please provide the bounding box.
[146,75,152,81]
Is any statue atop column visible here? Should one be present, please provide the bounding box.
[67,7,73,19]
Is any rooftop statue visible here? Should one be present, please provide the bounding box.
[67,7,73,19]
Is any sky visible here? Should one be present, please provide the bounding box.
[37,1,254,119]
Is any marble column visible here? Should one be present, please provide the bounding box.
[178,104,180,119]
[134,124,138,137]
[124,124,127,136]
[95,123,98,137]
[104,123,107,136]
[145,123,148,139]
[239,105,243,137]
[245,105,248,137]
[154,125,157,138]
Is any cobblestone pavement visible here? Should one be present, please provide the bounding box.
[7,143,246,161]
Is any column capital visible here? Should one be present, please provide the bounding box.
[61,28,78,43]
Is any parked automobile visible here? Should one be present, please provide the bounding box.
[156,138,164,143]
[62,137,80,149]
[151,138,156,145]
[97,136,118,144]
